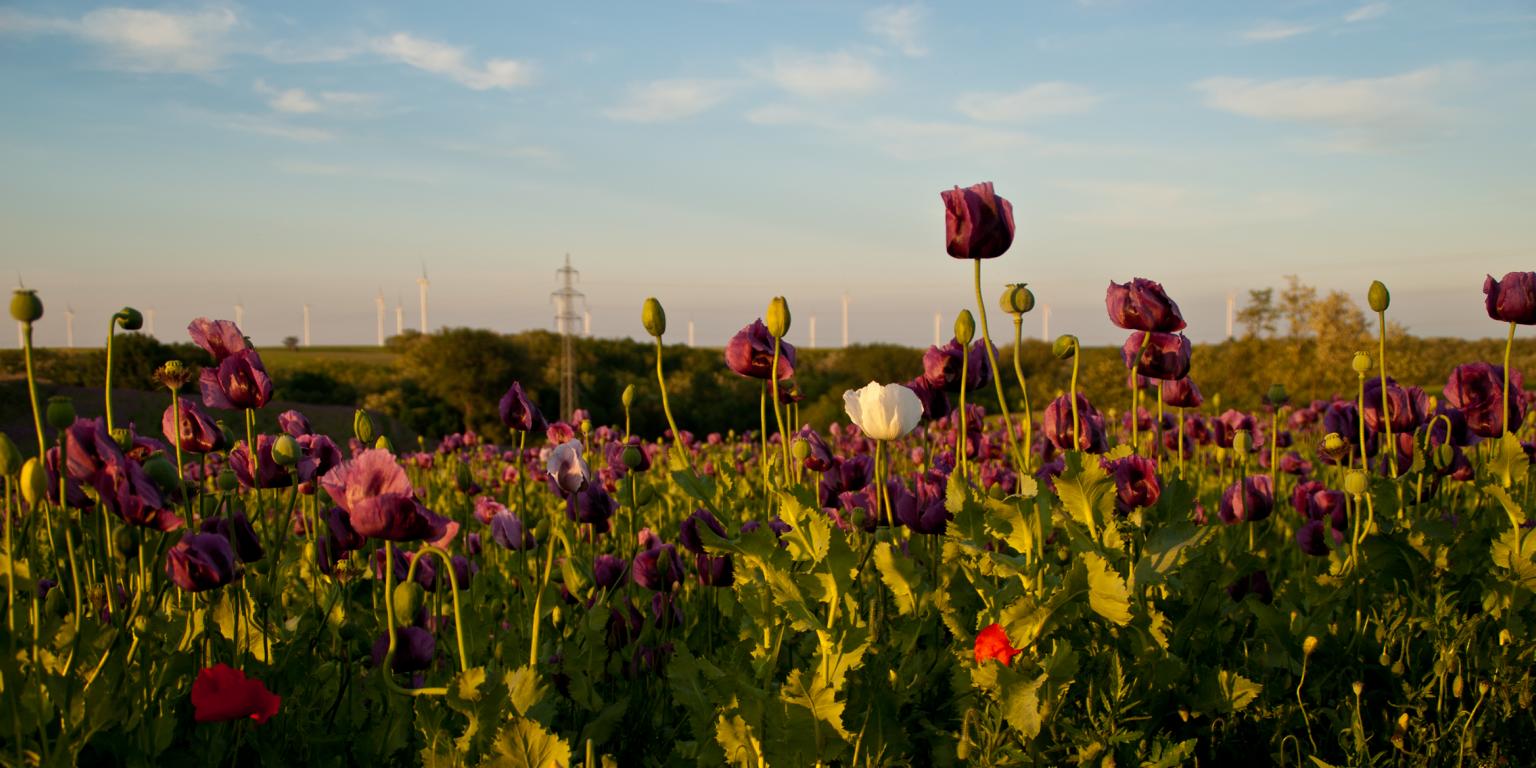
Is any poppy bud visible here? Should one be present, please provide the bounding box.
[954,310,975,345]
[621,384,635,409]
[114,307,143,331]
[1051,335,1077,361]
[580,419,592,435]
[1352,681,1364,697]
[1344,470,1368,498]
[622,445,643,470]
[11,289,43,324]
[636,486,656,507]
[46,396,75,431]
[1266,384,1289,407]
[392,582,425,622]
[766,296,791,338]
[353,409,376,444]
[0,433,21,477]
[455,462,474,491]
[1433,442,1453,469]
[45,586,67,618]
[1368,281,1390,313]
[1303,635,1320,657]
[271,434,301,467]
[375,435,394,453]
[1351,352,1372,374]
[791,438,810,462]
[21,458,48,508]
[217,468,239,492]
[1322,433,1346,454]
[1001,283,1034,316]
[642,297,667,338]
[142,453,180,493]
[1233,429,1253,454]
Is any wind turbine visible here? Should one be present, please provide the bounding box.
[303,303,312,347]
[395,295,404,336]
[375,290,386,346]
[235,299,245,329]
[65,306,75,348]
[417,267,430,334]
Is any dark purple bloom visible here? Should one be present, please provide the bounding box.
[632,541,684,592]
[165,534,238,592]
[200,511,264,563]
[490,510,534,551]
[371,627,435,673]
[320,449,451,543]
[1227,571,1273,604]
[1361,377,1428,434]
[1219,476,1274,524]
[695,554,734,588]
[277,410,312,437]
[1120,332,1191,381]
[942,181,1015,260]
[230,435,315,489]
[922,339,993,393]
[1107,455,1160,510]
[297,434,342,483]
[1041,393,1108,453]
[1444,362,1526,438]
[162,397,224,453]
[895,473,950,535]
[818,455,873,508]
[1278,451,1313,475]
[724,319,796,380]
[593,554,626,590]
[679,509,726,554]
[903,377,952,422]
[324,506,365,553]
[1296,519,1335,557]
[1484,272,1536,325]
[198,349,273,411]
[565,483,617,527]
[1106,278,1186,333]
[796,426,837,472]
[498,382,549,433]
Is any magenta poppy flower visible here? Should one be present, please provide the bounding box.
[922,339,993,393]
[198,350,274,411]
[498,382,549,433]
[161,397,224,453]
[1120,332,1191,381]
[1106,278,1186,333]
[1218,476,1274,524]
[1361,377,1428,433]
[1444,362,1525,438]
[1161,378,1204,409]
[724,319,796,380]
[942,181,1015,260]
[490,510,535,551]
[277,410,312,437]
[165,533,238,592]
[632,540,684,592]
[1484,272,1536,325]
[1041,393,1108,453]
[679,509,726,554]
[230,435,315,489]
[903,377,952,422]
[371,627,435,673]
[1212,410,1257,450]
[200,511,264,563]
[320,449,451,543]
[1107,455,1160,510]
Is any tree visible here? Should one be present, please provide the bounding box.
[1235,289,1279,339]
[1279,275,1318,339]
[1307,290,1369,358]
[282,336,300,351]
[399,328,526,433]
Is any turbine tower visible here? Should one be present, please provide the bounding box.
[235,300,245,330]
[303,304,312,347]
[1226,292,1236,340]
[375,290,386,346]
[687,319,695,347]
[550,254,585,420]
[934,311,941,346]
[395,296,404,336]
[809,314,817,348]
[1041,304,1051,342]
[417,267,430,334]
[65,306,75,348]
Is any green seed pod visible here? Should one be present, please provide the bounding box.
[766,296,791,339]
[1344,470,1368,498]
[1378,651,1391,667]
[580,419,592,435]
[1351,352,1372,374]
[636,486,656,507]
[1433,442,1454,470]
[271,434,301,467]
[216,468,239,492]
[1266,383,1289,407]
[621,384,635,409]
[954,310,976,345]
[1052,334,1078,360]
[1303,636,1320,657]
[1452,674,1463,699]
[46,396,76,431]
[791,438,810,462]
[215,420,236,449]
[141,453,179,493]
[392,582,425,623]
[20,458,48,508]
[1391,660,1405,676]
[44,586,67,618]
[1322,433,1347,455]
[1368,281,1390,313]
[10,289,43,324]
[622,445,643,470]
[375,435,394,453]
[353,409,376,445]
[0,433,21,477]
[1233,429,1253,455]
[641,297,667,338]
[114,526,139,560]
[1001,283,1035,316]
[114,307,143,331]
[1478,680,1490,697]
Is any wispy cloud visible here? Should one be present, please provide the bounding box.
[1344,2,1390,23]
[254,80,377,115]
[955,82,1101,122]
[1194,66,1457,151]
[1056,180,1320,230]
[1241,21,1315,42]
[372,33,532,90]
[604,79,734,122]
[0,5,236,72]
[865,5,926,57]
[212,112,334,142]
[761,50,882,98]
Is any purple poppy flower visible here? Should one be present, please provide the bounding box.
[922,338,994,394]
[1444,362,1525,438]
[94,457,181,531]
[796,426,837,472]
[695,553,734,588]
[593,554,626,590]
[632,542,684,592]
[1296,519,1337,557]
[230,434,316,489]
[546,439,589,495]
[679,509,726,554]
[324,506,365,553]
[903,376,952,422]
[165,533,238,592]
[371,626,435,673]
[565,482,617,527]
[1227,571,1273,604]
[1218,476,1274,524]
[1278,451,1313,475]
[1361,377,1428,434]
[1484,272,1536,325]
[1427,402,1475,448]
[1041,393,1108,453]
[277,410,312,437]
[942,181,1015,260]
[1212,410,1256,450]
[297,434,342,482]
[320,449,451,543]
[1107,455,1160,510]
[200,511,264,563]
[724,319,796,380]
[1106,278,1186,333]
[161,397,224,453]
[498,382,549,434]
[895,474,950,535]
[818,455,873,508]
[449,555,474,590]
[1120,332,1191,381]
[197,348,273,411]
[490,510,534,551]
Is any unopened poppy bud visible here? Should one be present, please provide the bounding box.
[622,445,643,470]
[217,468,238,492]
[637,486,656,507]
[621,384,635,409]
[10,289,43,323]
[215,420,236,448]
[1266,383,1289,406]
[114,307,143,331]
[272,434,301,467]
[1368,280,1390,313]
[1351,352,1372,374]
[766,296,791,338]
[111,428,132,452]
[1452,675,1463,698]
[1052,334,1078,360]
[0,433,21,477]
[46,396,76,431]
[1233,429,1253,454]
[1352,681,1364,697]
[641,297,667,338]
[954,310,975,345]
[20,458,48,507]
[1344,470,1368,498]
[1500,628,1513,646]
[392,582,424,623]
[791,438,810,462]
[1303,635,1320,656]
[142,453,179,492]
[375,435,394,452]
[353,409,376,444]
[1433,442,1454,469]
[1001,283,1034,315]
[580,419,592,435]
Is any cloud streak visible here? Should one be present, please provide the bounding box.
[865,5,926,57]
[955,82,1101,122]
[762,50,882,98]
[604,79,735,122]
[372,33,533,90]
[0,5,236,72]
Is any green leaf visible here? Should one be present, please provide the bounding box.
[1483,484,1528,529]
[1132,522,1210,590]
[873,542,920,616]
[0,554,30,581]
[448,666,487,711]
[1487,432,1530,489]
[780,668,852,751]
[1491,526,1536,590]
[1082,552,1133,626]
[716,714,764,768]
[999,675,1043,739]
[777,491,830,564]
[1141,738,1198,768]
[479,718,571,768]
[1216,670,1262,713]
[1054,452,1116,543]
[503,666,547,718]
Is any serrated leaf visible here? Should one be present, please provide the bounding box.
[479,718,571,768]
[780,668,851,751]
[1132,522,1211,590]
[503,666,547,718]
[1487,432,1530,489]
[1082,552,1132,626]
[1217,670,1261,713]
[999,676,1042,739]
[1054,453,1116,543]
[1491,526,1536,590]
[448,667,487,711]
[717,714,764,768]
[873,542,920,616]
[1483,484,1527,529]
[1141,738,1198,768]
[777,492,830,564]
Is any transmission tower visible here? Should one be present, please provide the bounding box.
[551,254,586,421]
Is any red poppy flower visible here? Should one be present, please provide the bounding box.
[191,664,281,724]
[974,623,1020,665]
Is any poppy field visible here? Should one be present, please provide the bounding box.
[4,183,1536,767]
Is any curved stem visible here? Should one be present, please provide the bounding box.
[1503,321,1516,436]
[21,323,45,460]
[653,338,688,468]
[404,545,470,672]
[1069,340,1081,451]
[1357,373,1369,473]
[105,317,118,433]
[972,260,1021,467]
[1011,317,1033,473]
[769,338,791,485]
[1378,311,1397,476]
[957,344,969,482]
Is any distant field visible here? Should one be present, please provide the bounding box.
[257,346,399,367]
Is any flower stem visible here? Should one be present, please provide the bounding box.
[1503,321,1516,436]
[1378,311,1397,476]
[21,322,45,460]
[769,338,792,485]
[957,343,969,483]
[653,338,688,469]
[972,259,1022,468]
[1130,331,1150,455]
[1011,317,1033,472]
[1069,339,1081,451]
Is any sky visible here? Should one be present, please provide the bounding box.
[1,0,1533,350]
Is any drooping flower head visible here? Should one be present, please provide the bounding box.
[162,397,224,453]
[1105,278,1186,333]
[942,182,1015,260]
[1484,272,1536,325]
[320,449,451,542]
[724,319,796,380]
[165,533,238,592]
[191,664,281,724]
[498,381,549,434]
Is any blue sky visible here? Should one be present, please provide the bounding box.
[2,0,1532,349]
